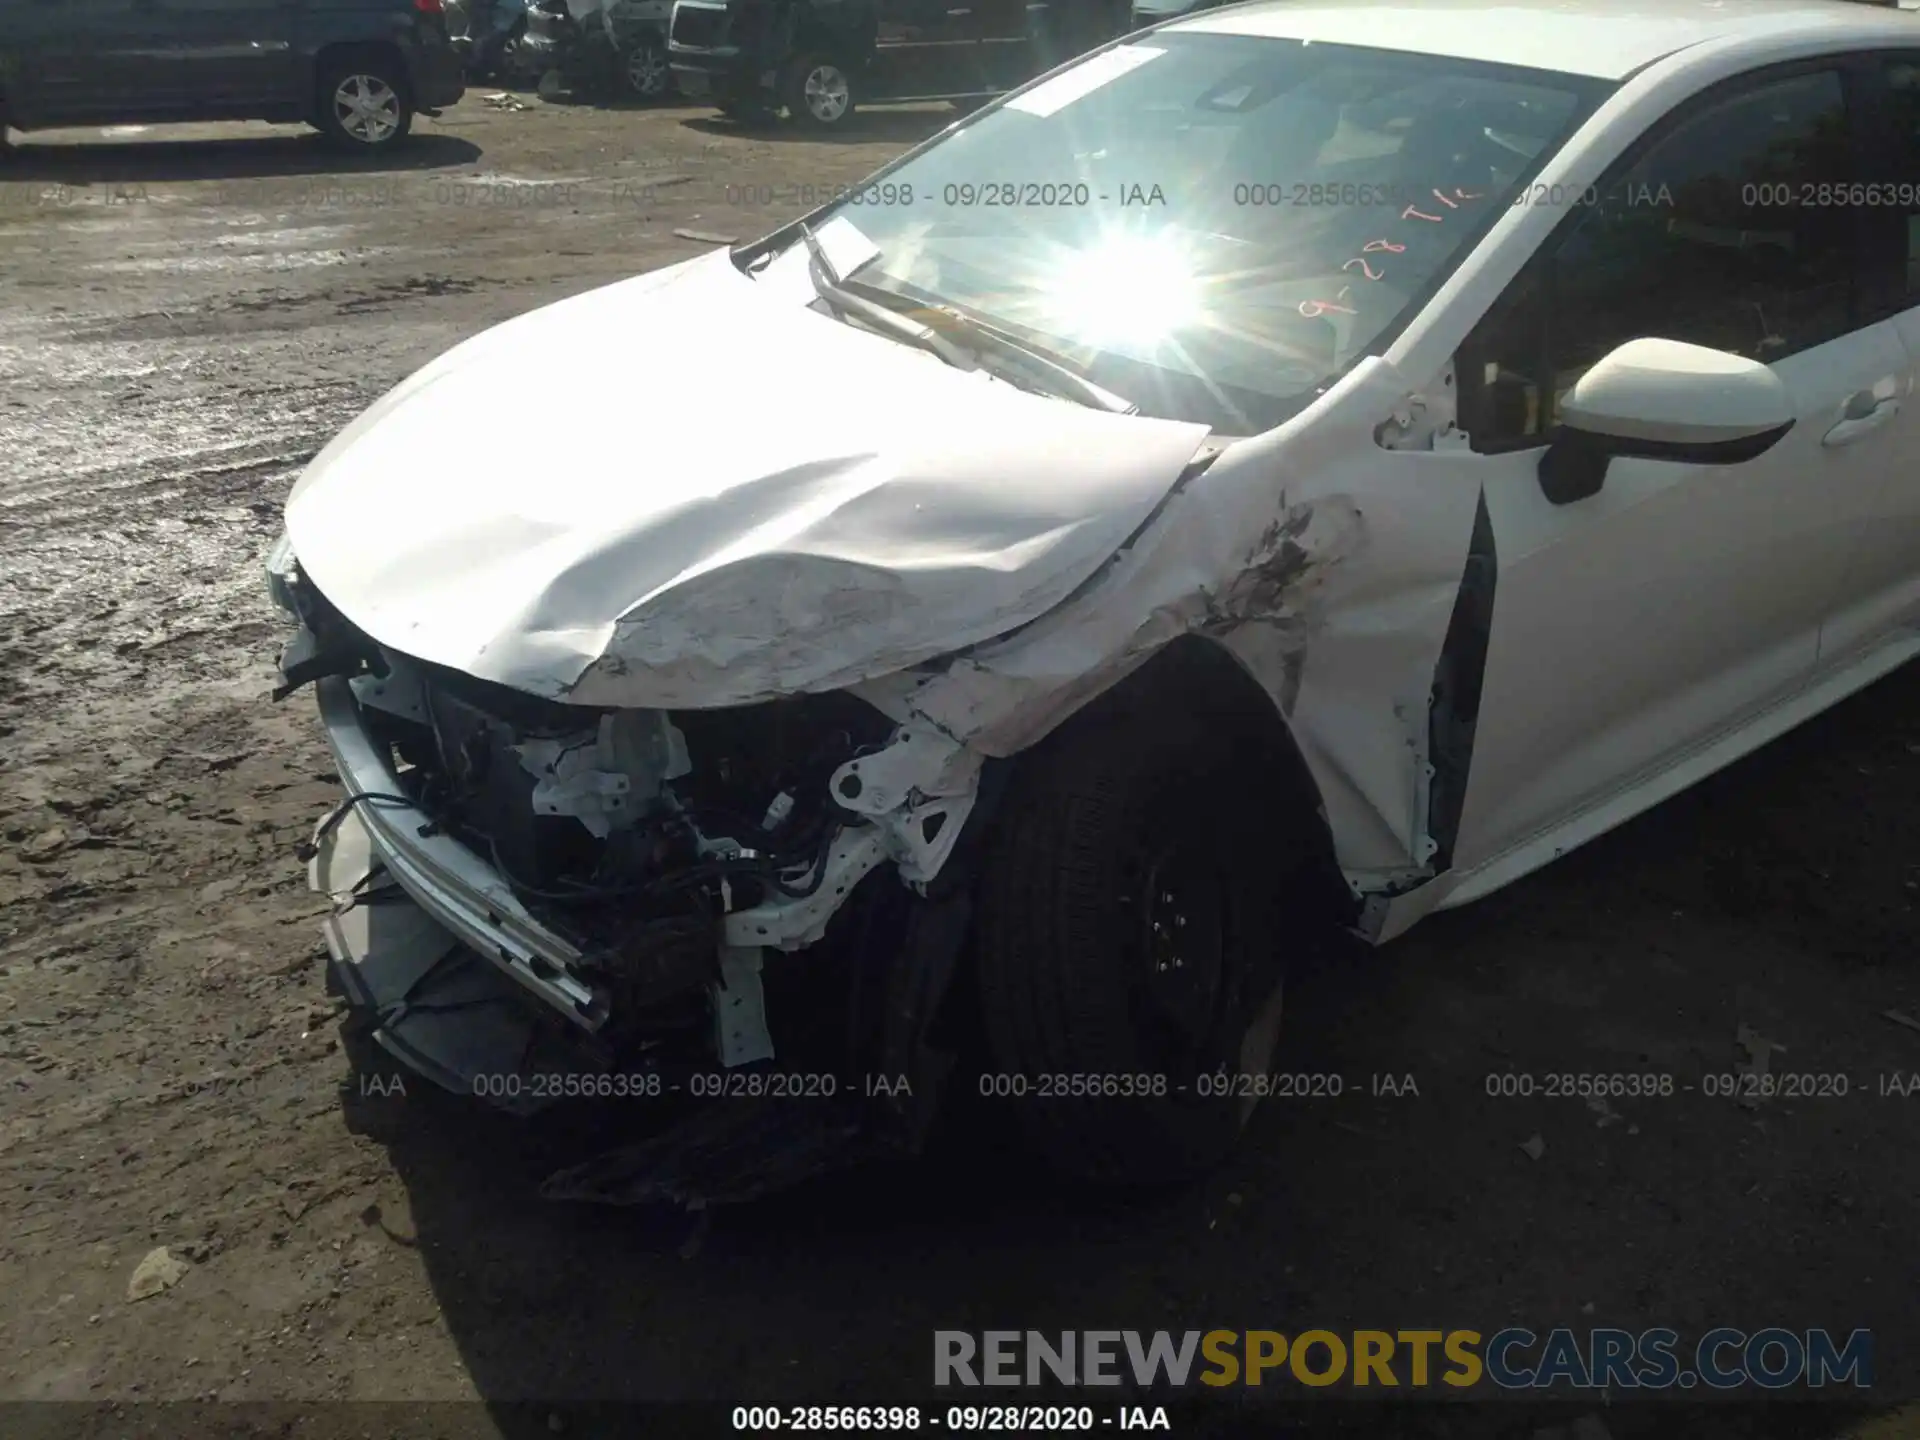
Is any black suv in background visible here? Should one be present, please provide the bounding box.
[0,0,465,151]
[668,0,1130,129]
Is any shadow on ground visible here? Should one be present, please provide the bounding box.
[679,109,957,145]
[0,132,482,184]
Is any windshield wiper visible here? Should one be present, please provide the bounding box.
[837,276,1136,415]
[920,304,1139,415]
[798,226,1137,415]
[799,225,977,373]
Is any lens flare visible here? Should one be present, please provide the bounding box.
[1048,230,1199,346]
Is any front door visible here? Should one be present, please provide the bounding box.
[1441,61,1901,887]
[13,0,154,125]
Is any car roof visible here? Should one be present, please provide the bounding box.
[1168,0,1919,80]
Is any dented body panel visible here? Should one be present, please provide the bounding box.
[851,357,1483,890]
[285,249,1211,709]
[270,0,1920,1200]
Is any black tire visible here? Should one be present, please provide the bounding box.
[781,53,857,130]
[973,705,1299,1186]
[313,53,414,151]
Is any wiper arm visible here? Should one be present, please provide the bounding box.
[797,226,1136,415]
[798,225,977,373]
[918,303,1138,416]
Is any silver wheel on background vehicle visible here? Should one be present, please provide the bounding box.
[798,63,851,124]
[624,40,671,98]
[332,74,403,145]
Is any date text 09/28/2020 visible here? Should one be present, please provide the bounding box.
[452,1069,1920,1103]
[730,1406,1170,1432]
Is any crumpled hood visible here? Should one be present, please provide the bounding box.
[285,248,1212,708]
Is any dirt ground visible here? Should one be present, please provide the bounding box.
[1,91,1917,1440]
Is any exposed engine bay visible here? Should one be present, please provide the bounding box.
[379,655,885,997]
[275,560,993,1203]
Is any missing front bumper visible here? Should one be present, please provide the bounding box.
[310,800,599,1115]
[313,800,881,1202]
[312,675,606,1026]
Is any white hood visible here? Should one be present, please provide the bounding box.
[285,247,1212,708]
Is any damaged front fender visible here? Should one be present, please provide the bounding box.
[854,356,1488,898]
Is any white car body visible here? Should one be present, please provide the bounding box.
[274,0,1920,1187]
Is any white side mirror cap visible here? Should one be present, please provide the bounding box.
[1561,337,1794,449]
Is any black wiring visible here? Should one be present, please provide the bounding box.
[295,790,420,862]
[486,824,846,906]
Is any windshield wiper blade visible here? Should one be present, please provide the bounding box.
[798,225,977,373]
[911,301,1137,416]
[797,226,1137,416]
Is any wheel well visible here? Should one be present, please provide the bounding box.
[900,635,1354,1094]
[954,636,1354,922]
[1069,636,1347,903]
[313,41,414,103]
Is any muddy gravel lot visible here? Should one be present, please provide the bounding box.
[1,93,1918,1440]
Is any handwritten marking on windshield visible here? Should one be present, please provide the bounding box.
[1298,187,1486,319]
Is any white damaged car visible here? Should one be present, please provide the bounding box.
[269,0,1920,1202]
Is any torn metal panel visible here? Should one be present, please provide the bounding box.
[856,357,1486,883]
[284,249,1210,710]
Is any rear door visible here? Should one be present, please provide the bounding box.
[11,0,154,124]
[1815,49,1920,672]
[969,0,1029,91]
[142,0,301,115]
[869,0,986,98]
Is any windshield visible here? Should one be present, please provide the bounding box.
[798,32,1609,433]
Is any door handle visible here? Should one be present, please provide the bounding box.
[1822,397,1900,448]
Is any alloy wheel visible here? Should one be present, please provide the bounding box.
[625,42,670,98]
[332,74,402,145]
[801,64,851,124]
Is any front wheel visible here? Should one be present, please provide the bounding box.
[781,53,856,129]
[973,707,1298,1186]
[314,57,413,151]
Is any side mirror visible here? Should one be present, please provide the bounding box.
[1537,338,1796,506]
